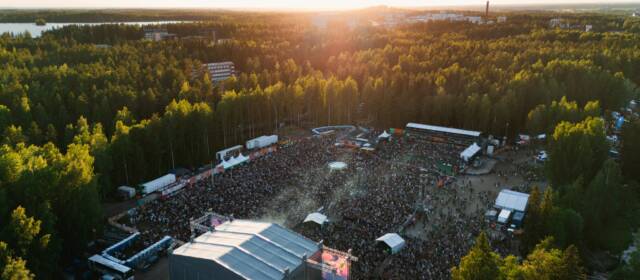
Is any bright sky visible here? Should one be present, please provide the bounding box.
[2,0,638,10]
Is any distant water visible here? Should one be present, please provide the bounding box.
[0,21,188,37]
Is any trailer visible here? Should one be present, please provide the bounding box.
[140,174,176,195]
[245,135,278,150]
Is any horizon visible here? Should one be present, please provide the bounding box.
[2,0,640,11]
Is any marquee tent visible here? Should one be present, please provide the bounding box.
[303,212,328,226]
[376,233,405,254]
[495,189,530,212]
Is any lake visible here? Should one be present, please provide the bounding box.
[0,21,188,37]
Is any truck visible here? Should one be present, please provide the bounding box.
[139,174,176,195]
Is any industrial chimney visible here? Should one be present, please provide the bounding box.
[486,1,490,17]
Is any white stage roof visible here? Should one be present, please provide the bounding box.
[406,123,481,137]
[495,189,530,212]
[376,233,406,254]
[172,220,319,280]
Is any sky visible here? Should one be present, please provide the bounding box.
[2,0,638,10]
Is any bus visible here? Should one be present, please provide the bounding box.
[88,255,134,280]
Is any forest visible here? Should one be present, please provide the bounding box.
[0,8,640,279]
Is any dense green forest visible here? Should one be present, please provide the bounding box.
[0,9,640,278]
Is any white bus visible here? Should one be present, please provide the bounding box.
[88,255,134,280]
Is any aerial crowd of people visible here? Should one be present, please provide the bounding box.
[126,131,527,279]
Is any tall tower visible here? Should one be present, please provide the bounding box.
[486,1,490,17]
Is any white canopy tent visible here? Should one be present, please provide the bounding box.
[216,154,249,170]
[328,161,347,171]
[376,233,406,254]
[460,143,482,162]
[378,131,391,139]
[303,212,328,226]
[495,189,530,212]
[498,209,512,224]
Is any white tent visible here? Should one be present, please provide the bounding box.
[495,189,530,212]
[460,143,482,162]
[303,212,328,226]
[376,233,405,254]
[498,209,512,224]
[217,154,249,170]
[328,161,347,171]
[378,131,391,139]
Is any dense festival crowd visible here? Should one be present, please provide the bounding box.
[127,132,516,279]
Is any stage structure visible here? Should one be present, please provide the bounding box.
[175,215,357,280]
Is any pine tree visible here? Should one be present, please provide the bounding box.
[451,232,501,280]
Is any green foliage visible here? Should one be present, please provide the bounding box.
[0,143,101,277]
[455,236,586,280]
[451,232,501,280]
[621,119,640,183]
[527,97,600,135]
[611,231,640,280]
[547,117,607,187]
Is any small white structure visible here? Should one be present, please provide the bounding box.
[218,154,249,170]
[460,143,482,162]
[378,130,391,139]
[376,233,406,254]
[303,212,328,226]
[117,186,136,199]
[585,24,593,32]
[140,174,176,195]
[328,161,348,171]
[495,189,530,212]
[497,16,507,23]
[497,209,512,224]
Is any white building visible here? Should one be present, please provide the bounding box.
[493,189,530,228]
[203,61,235,82]
[144,29,175,42]
[497,16,507,23]
[585,24,593,32]
[465,16,483,24]
[549,18,568,29]
[170,220,321,280]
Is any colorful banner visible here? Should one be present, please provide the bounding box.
[321,251,349,280]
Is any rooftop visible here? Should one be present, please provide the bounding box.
[172,220,320,280]
[406,123,481,137]
[495,189,530,212]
